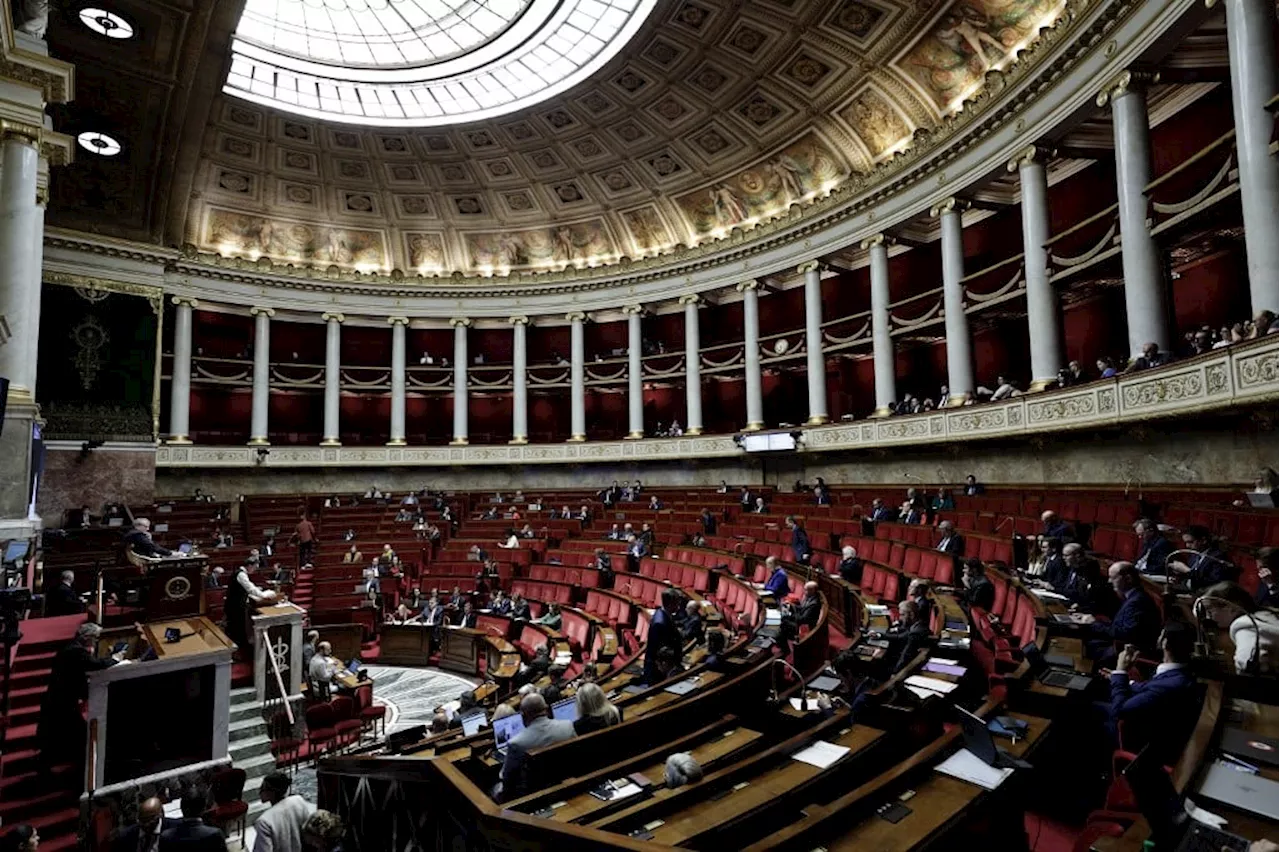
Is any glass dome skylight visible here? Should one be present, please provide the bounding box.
[224,0,658,126]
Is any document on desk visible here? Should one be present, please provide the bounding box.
[790,740,850,769]
[765,608,783,625]
[1030,589,1069,601]
[935,748,1013,790]
[865,604,890,617]
[906,674,959,694]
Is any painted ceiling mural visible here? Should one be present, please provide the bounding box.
[186,0,1073,278]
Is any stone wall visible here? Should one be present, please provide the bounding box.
[39,442,157,524]
[154,419,1277,497]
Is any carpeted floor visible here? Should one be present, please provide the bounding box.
[360,664,481,734]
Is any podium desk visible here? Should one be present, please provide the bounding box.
[141,618,235,659]
[439,627,484,675]
[379,624,434,666]
[252,603,306,704]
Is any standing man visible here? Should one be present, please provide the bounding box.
[225,564,278,652]
[786,517,811,565]
[294,511,316,568]
[38,623,120,773]
[113,796,175,852]
[254,772,316,852]
[642,588,685,684]
[158,790,224,852]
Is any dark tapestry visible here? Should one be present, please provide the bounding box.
[36,283,158,440]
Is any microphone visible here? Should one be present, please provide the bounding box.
[770,657,812,710]
[1192,595,1263,672]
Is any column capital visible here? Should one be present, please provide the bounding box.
[0,120,42,145]
[387,316,409,326]
[622,304,646,316]
[565,311,588,323]
[678,294,703,307]
[249,306,275,318]
[508,315,530,326]
[1006,144,1056,172]
[322,311,345,323]
[796,260,822,274]
[736,279,761,293]
[930,197,971,218]
[171,296,199,309]
[449,317,472,328]
[860,233,891,251]
[1096,69,1160,108]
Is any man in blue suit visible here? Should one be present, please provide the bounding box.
[763,556,791,599]
[786,516,811,565]
[1082,561,1161,664]
[1106,621,1200,765]
[642,588,685,684]
[868,498,894,523]
[1133,518,1175,575]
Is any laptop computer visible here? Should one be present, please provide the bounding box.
[1245,492,1276,509]
[460,711,485,737]
[345,659,361,674]
[954,705,1032,770]
[1196,759,1280,821]
[551,698,579,722]
[492,713,525,756]
[663,677,700,696]
[1220,728,1280,768]
[1038,669,1092,691]
[177,542,193,554]
[1125,745,1250,852]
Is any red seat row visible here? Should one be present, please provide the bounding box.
[661,546,746,576]
[529,563,602,587]
[638,558,711,592]
[584,589,634,629]
[559,608,592,652]
[510,579,573,607]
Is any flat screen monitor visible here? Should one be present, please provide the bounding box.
[3,540,29,562]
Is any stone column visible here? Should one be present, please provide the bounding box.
[863,234,896,416]
[0,128,41,404]
[1008,146,1065,389]
[167,296,197,443]
[932,198,975,404]
[450,318,470,445]
[680,295,704,435]
[321,312,343,446]
[387,316,408,446]
[510,316,529,444]
[738,280,765,431]
[624,305,645,438]
[248,307,274,445]
[1099,72,1172,356]
[1223,0,1279,314]
[568,312,587,442]
[799,261,829,425]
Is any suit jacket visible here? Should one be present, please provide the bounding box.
[1185,547,1235,590]
[45,582,85,617]
[966,578,996,612]
[158,819,225,852]
[888,620,933,674]
[680,615,705,645]
[642,608,681,684]
[422,604,446,626]
[701,515,717,535]
[1256,581,1278,608]
[793,595,822,631]
[838,557,863,585]
[124,529,171,557]
[460,612,478,628]
[1135,536,1175,574]
[1068,572,1118,618]
[1091,588,1160,652]
[1107,666,1199,764]
[253,795,315,852]
[764,567,790,599]
[500,717,577,799]
[115,818,180,852]
[790,528,812,562]
[964,484,985,496]
[1040,556,1070,592]
[1042,520,1073,542]
[936,534,964,557]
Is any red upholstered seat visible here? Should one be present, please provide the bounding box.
[305,703,337,766]
[204,766,249,843]
[354,683,386,739]
[331,696,363,750]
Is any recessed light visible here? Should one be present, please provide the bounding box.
[76,131,122,156]
[79,8,134,39]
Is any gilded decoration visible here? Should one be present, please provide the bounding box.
[463,219,617,271]
[204,208,387,268]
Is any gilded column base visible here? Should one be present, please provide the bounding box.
[5,385,35,405]
[449,437,469,446]
[743,421,765,432]
[806,414,829,426]
[685,427,704,436]
[509,436,529,445]
[247,437,271,446]
[166,436,192,445]
[320,438,342,447]
[1027,378,1057,393]
[868,407,893,419]
[386,438,407,446]
[625,431,645,440]
[567,434,587,443]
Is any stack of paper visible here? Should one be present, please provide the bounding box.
[865,604,890,617]
[765,608,783,625]
[791,740,850,769]
[935,748,1013,789]
[1030,589,1069,601]
[906,674,959,694]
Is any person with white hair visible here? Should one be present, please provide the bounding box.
[123,517,172,557]
[573,682,622,736]
[664,753,703,788]
[45,569,85,616]
[838,545,863,584]
[38,622,122,769]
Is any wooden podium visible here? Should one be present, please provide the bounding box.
[438,626,484,675]
[252,603,307,704]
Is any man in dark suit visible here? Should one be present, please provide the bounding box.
[963,475,984,496]
[38,622,119,768]
[699,508,717,536]
[1082,561,1161,663]
[886,599,933,674]
[935,521,964,557]
[124,518,172,558]
[1133,518,1175,575]
[1105,621,1200,765]
[592,548,614,588]
[787,516,812,565]
[1255,547,1278,607]
[868,499,894,523]
[642,588,685,684]
[680,600,705,644]
[1169,526,1236,591]
[791,581,822,631]
[838,545,863,585]
[739,486,753,509]
[113,796,176,852]
[158,789,225,852]
[961,558,996,612]
[1060,543,1117,618]
[45,570,85,617]
[1040,510,1074,543]
[459,601,478,628]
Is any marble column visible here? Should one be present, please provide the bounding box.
[0,129,41,404]
[1008,146,1065,389]
[568,312,587,442]
[248,307,274,446]
[680,295,704,435]
[510,316,529,444]
[167,296,197,443]
[799,261,829,425]
[738,280,765,431]
[1099,72,1171,356]
[624,305,645,439]
[863,235,896,417]
[1223,0,1279,314]
[933,198,975,404]
[321,312,343,446]
[450,318,470,445]
[387,316,408,446]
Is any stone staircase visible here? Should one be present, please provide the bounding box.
[226,687,282,826]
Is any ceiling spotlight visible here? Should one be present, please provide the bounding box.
[76,131,122,157]
[79,7,134,39]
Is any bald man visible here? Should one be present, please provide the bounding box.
[115,796,174,852]
[500,693,576,801]
[792,581,822,631]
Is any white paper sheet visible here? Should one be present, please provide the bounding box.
[1030,589,1069,601]
[928,657,960,666]
[789,697,821,712]
[906,674,959,694]
[790,740,850,769]
[905,685,939,701]
[865,604,890,616]
[934,748,1013,790]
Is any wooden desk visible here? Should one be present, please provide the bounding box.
[142,616,236,659]
[617,671,724,719]
[484,636,521,680]
[380,623,434,666]
[440,627,485,675]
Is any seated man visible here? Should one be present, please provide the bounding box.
[499,694,577,801]
[834,545,863,585]
[963,474,984,496]
[907,577,934,627]
[1133,518,1174,575]
[510,594,532,621]
[1105,622,1199,765]
[652,645,686,681]
[308,641,341,699]
[961,558,996,612]
[459,601,479,628]
[1168,525,1236,590]
[1256,547,1278,608]
[1078,561,1161,663]
[680,600,705,644]
[885,598,933,674]
[790,581,823,631]
[124,518,172,558]
[868,498,894,523]
[1061,543,1117,617]
[935,521,964,557]
[421,596,446,627]
[1040,510,1074,543]
[45,570,85,617]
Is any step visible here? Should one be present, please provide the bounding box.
[229,717,269,739]
[3,722,38,751]
[10,651,55,673]
[237,751,280,782]
[3,704,40,726]
[0,804,79,838]
[230,735,273,763]
[230,701,264,724]
[7,685,49,709]
[1,748,39,775]
[8,667,52,689]
[0,784,79,819]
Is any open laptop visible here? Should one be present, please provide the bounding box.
[1196,759,1280,821]
[345,659,361,674]
[551,698,579,722]
[1022,642,1091,691]
[955,705,1031,770]
[459,710,485,737]
[1245,492,1277,509]
[492,713,526,756]
[1220,728,1280,768]
[1125,744,1250,852]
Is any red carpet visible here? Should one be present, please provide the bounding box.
[1026,812,1079,852]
